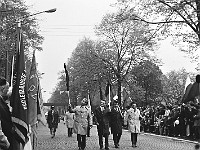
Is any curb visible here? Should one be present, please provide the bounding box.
[141,132,199,144]
[122,129,198,144]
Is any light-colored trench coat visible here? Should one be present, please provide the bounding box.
[72,106,93,135]
[124,108,141,133]
[65,111,75,128]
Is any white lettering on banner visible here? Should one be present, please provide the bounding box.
[19,72,27,110]
[28,85,36,92]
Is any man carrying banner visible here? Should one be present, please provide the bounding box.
[69,98,93,150]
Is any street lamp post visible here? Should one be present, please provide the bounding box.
[3,8,56,81]
[21,8,56,20]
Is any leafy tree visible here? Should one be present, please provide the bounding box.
[0,0,44,78]
[61,38,110,106]
[161,69,191,104]
[116,0,200,61]
[131,60,163,106]
[48,71,71,104]
[94,11,157,105]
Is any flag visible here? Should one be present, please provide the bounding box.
[37,80,47,126]
[105,81,110,97]
[9,56,14,87]
[105,81,111,108]
[184,75,192,93]
[122,88,132,108]
[10,27,29,147]
[28,51,38,127]
[87,90,90,106]
[64,63,69,91]
[182,75,200,103]
[87,90,91,112]
[181,75,193,103]
[64,63,70,104]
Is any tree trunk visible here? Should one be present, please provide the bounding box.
[99,80,103,100]
[117,77,122,106]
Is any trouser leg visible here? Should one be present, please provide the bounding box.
[77,134,81,148]
[105,134,109,149]
[131,133,137,145]
[52,127,56,134]
[70,128,73,136]
[68,128,73,137]
[135,133,138,144]
[50,128,52,135]
[113,134,118,145]
[67,128,69,136]
[117,132,122,144]
[81,135,86,149]
[87,126,90,137]
[99,135,103,148]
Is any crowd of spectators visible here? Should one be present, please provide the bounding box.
[124,98,200,142]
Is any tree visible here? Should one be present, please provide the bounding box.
[116,0,200,61]
[0,0,44,78]
[56,38,110,106]
[94,11,156,106]
[131,60,163,106]
[161,69,193,104]
[48,71,70,104]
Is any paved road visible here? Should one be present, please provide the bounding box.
[37,121,197,150]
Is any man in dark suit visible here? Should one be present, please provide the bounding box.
[110,100,123,148]
[94,100,111,150]
[47,105,59,138]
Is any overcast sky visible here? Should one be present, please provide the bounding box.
[24,0,198,102]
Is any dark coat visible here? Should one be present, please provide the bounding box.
[94,106,111,136]
[0,97,14,150]
[47,110,59,129]
[194,108,200,127]
[110,107,123,134]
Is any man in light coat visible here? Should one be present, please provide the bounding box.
[124,103,142,148]
[69,98,93,150]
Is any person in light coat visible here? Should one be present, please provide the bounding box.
[69,98,93,150]
[124,103,142,148]
[65,106,75,137]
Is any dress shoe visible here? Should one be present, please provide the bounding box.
[132,144,137,148]
[105,148,110,150]
[115,144,119,148]
[51,134,55,138]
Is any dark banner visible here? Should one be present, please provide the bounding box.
[10,27,28,146]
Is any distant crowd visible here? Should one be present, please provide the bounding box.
[122,100,200,141]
